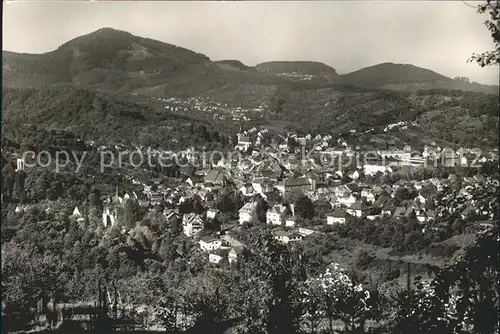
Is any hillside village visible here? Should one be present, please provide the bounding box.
[2,21,499,333]
[8,126,497,268]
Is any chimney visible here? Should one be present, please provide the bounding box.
[290,203,295,217]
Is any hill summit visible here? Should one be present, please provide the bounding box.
[335,62,498,94]
[338,62,449,87]
[3,27,220,92]
[2,28,497,95]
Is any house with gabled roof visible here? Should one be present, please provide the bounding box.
[363,163,393,176]
[361,190,376,203]
[72,206,85,222]
[199,236,230,252]
[163,209,181,223]
[239,183,255,197]
[275,177,314,195]
[72,206,82,217]
[285,216,297,227]
[417,210,436,223]
[334,184,351,197]
[199,236,223,251]
[185,175,204,187]
[326,209,348,225]
[440,148,460,167]
[206,208,221,220]
[337,194,358,207]
[239,202,258,224]
[404,207,417,219]
[266,204,288,225]
[345,183,360,193]
[381,204,393,216]
[273,230,303,244]
[204,169,227,187]
[235,134,252,152]
[346,201,369,217]
[182,213,204,237]
[209,250,229,265]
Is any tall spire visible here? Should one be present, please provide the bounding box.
[115,185,118,198]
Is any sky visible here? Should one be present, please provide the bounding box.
[3,1,499,85]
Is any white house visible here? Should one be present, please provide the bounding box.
[361,190,376,203]
[337,194,357,206]
[102,207,117,227]
[183,213,204,237]
[346,201,366,217]
[199,236,229,252]
[209,253,224,264]
[349,170,360,180]
[72,206,85,222]
[416,194,427,204]
[238,202,257,224]
[239,184,255,197]
[285,216,297,227]
[266,204,288,225]
[72,206,82,217]
[363,164,393,176]
[326,209,348,225]
[334,184,352,197]
[274,230,303,244]
[235,134,252,152]
[206,208,220,220]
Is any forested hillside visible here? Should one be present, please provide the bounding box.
[2,86,231,150]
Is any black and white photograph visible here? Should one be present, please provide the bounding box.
[1,1,499,333]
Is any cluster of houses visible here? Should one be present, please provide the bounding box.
[10,123,498,267]
[154,96,265,122]
[232,129,498,170]
[274,72,316,81]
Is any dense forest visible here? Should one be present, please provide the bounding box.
[2,86,231,150]
[2,197,498,334]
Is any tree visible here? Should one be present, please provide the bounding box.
[294,195,315,220]
[469,0,500,66]
[354,249,375,270]
[393,227,499,334]
[234,233,305,334]
[216,190,244,214]
[254,197,269,225]
[299,278,324,334]
[158,234,177,263]
[304,265,378,334]
[2,243,65,314]
[2,162,15,199]
[15,170,27,193]
[170,215,182,237]
[403,231,425,252]
[314,199,332,219]
[120,200,142,229]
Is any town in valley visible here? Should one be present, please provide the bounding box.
[2,1,499,333]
